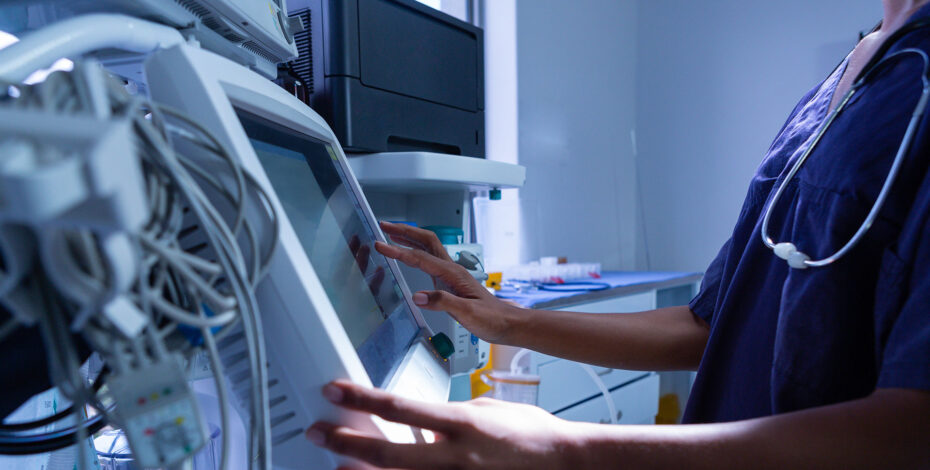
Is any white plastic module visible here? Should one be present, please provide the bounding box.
[347,152,526,193]
[0,1,299,81]
[145,44,451,469]
[107,359,208,468]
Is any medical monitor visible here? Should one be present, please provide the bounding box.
[237,110,420,386]
[145,43,450,469]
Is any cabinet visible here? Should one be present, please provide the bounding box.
[555,374,660,425]
[520,275,699,424]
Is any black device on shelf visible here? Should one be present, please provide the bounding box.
[285,0,485,158]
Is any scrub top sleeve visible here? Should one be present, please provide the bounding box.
[689,237,731,324]
[876,218,930,392]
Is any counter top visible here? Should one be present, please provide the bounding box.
[495,271,702,309]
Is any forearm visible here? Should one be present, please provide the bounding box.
[565,388,930,470]
[500,305,709,371]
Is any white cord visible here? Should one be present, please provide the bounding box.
[142,104,272,470]
[73,404,89,470]
[0,14,184,83]
[201,319,231,470]
[579,364,618,425]
[1,59,278,470]
[508,349,618,424]
[147,295,237,328]
[509,348,532,374]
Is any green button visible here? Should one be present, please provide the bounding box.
[489,188,502,201]
[429,333,455,359]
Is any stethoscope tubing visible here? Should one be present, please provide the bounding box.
[761,47,930,269]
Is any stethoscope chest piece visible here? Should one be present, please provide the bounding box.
[773,242,811,269]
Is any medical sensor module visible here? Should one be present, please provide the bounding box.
[0,2,453,469]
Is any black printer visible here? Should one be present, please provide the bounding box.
[286,0,485,157]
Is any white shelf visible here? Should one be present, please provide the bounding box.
[347,152,525,193]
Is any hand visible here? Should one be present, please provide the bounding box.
[375,222,516,343]
[307,380,582,470]
[348,235,386,296]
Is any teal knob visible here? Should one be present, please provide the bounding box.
[429,333,455,359]
[489,188,502,200]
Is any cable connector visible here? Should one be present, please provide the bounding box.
[107,358,207,468]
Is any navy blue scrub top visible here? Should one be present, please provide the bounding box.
[684,7,930,424]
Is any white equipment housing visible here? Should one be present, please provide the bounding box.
[144,44,451,469]
[1,0,299,79]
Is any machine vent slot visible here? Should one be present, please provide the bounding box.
[269,395,288,408]
[174,0,246,43]
[217,331,245,350]
[222,30,247,43]
[175,0,210,19]
[288,8,313,94]
[272,428,304,446]
[265,375,300,436]
[230,368,252,386]
[270,411,296,428]
[201,16,222,30]
[242,41,278,64]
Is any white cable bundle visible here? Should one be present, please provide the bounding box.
[0,61,278,469]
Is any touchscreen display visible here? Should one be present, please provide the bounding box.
[237,110,418,386]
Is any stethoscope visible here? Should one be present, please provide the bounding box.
[503,280,611,293]
[761,19,930,269]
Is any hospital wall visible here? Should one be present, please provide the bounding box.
[514,0,640,269]
[634,0,881,271]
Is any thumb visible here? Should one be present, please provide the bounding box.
[412,290,472,315]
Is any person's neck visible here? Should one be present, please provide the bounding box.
[881,0,930,33]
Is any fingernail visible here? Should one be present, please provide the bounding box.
[306,428,325,446]
[322,384,344,403]
[413,292,428,305]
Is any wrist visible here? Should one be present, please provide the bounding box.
[552,420,603,469]
[496,302,529,345]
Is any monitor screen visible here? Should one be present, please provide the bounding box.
[236,110,419,386]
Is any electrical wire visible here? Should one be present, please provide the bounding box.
[0,367,107,432]
[0,275,107,457]
[579,364,619,425]
[138,99,273,470]
[0,60,278,468]
[0,415,107,455]
[200,310,231,470]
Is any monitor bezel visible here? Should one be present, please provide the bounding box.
[144,43,450,469]
[147,43,431,355]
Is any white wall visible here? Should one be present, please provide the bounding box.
[502,0,881,273]
[476,0,522,271]
[516,0,639,269]
[635,0,880,271]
